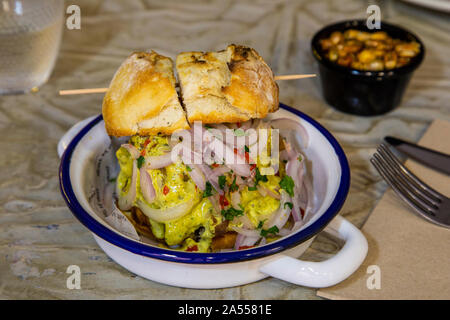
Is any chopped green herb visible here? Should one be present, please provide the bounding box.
[255,167,268,185]
[109,177,117,183]
[244,145,250,153]
[218,175,226,190]
[229,176,238,192]
[297,155,303,162]
[203,181,214,198]
[186,165,192,172]
[284,202,293,210]
[221,207,244,221]
[279,175,295,197]
[257,220,266,229]
[248,186,257,191]
[260,225,279,237]
[137,156,145,169]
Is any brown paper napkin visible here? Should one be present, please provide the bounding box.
[317,119,450,300]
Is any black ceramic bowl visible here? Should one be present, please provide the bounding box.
[311,20,425,116]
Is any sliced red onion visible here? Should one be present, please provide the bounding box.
[270,118,309,148]
[278,228,291,237]
[234,233,245,250]
[186,164,206,191]
[234,214,253,229]
[302,172,314,221]
[231,226,261,238]
[209,166,230,181]
[136,198,195,223]
[139,167,156,204]
[209,193,221,214]
[227,164,251,177]
[230,191,241,210]
[116,159,138,211]
[265,190,292,231]
[121,144,140,159]
[291,207,302,222]
[239,120,252,131]
[257,185,268,197]
[240,235,260,247]
[259,237,267,246]
[144,152,174,169]
[198,164,223,195]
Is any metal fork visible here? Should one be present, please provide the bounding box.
[370,143,450,228]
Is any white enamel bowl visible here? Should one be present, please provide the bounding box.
[58,104,367,289]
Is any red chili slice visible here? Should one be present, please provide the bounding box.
[300,208,305,218]
[186,245,198,252]
[211,163,220,168]
[245,152,250,163]
[250,164,256,171]
[238,245,255,250]
[163,185,170,195]
[219,195,229,208]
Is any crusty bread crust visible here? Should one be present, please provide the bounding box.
[102,51,189,137]
[176,44,279,124]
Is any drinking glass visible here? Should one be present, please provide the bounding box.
[0,0,64,94]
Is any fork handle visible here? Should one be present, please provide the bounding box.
[259,215,368,288]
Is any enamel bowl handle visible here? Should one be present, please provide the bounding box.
[259,215,368,288]
[57,116,97,158]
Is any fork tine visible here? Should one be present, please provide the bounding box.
[377,146,440,206]
[370,157,434,217]
[373,153,437,212]
[378,144,443,201]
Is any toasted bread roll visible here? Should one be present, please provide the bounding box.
[211,232,237,251]
[102,51,189,136]
[176,44,279,124]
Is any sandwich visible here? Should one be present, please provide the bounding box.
[102,44,310,252]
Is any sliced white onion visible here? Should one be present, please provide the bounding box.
[270,118,309,148]
[117,159,138,211]
[121,144,140,159]
[139,167,156,204]
[144,152,174,169]
[136,198,195,223]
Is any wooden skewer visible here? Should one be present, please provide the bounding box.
[58,74,316,95]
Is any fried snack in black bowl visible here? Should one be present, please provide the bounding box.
[311,20,425,116]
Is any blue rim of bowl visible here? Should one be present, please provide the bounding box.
[59,103,350,264]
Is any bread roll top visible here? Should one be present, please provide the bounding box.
[102,51,189,137]
[176,44,279,124]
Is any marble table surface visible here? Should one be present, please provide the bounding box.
[1,0,449,299]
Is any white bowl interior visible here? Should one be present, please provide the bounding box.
[68,108,343,247]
